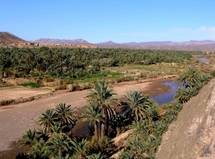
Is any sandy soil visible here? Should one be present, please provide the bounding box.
[0,87,52,101]
[0,79,171,158]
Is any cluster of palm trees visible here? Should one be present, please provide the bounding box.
[0,47,193,80]
[118,66,214,159]
[175,67,213,104]
[19,67,213,158]
[20,80,160,158]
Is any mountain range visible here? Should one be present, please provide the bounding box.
[1,32,215,51]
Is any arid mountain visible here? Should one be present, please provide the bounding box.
[0,32,25,44]
[34,38,89,45]
[97,40,215,51]
[1,32,215,51]
[156,78,215,159]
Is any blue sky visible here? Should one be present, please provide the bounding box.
[1,0,215,43]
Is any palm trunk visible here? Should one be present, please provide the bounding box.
[94,120,99,139]
[116,127,120,136]
[101,122,105,139]
[104,109,109,136]
[100,108,106,138]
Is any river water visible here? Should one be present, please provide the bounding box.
[151,81,182,105]
[72,80,182,137]
[198,57,208,63]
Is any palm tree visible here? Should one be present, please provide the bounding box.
[38,109,56,134]
[31,139,49,159]
[87,80,116,106]
[87,80,116,138]
[178,66,200,88]
[174,87,197,104]
[82,103,102,139]
[86,152,107,159]
[144,105,159,123]
[123,90,156,121]
[55,103,77,133]
[109,113,131,136]
[48,133,71,158]
[71,139,89,159]
[22,129,36,146]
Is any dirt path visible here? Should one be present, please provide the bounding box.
[0,80,160,152]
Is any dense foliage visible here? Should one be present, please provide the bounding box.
[11,47,213,158]
[19,69,213,158]
[175,67,213,104]
[0,47,193,79]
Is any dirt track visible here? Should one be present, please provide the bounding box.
[0,80,162,152]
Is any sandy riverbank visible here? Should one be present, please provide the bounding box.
[0,78,173,158]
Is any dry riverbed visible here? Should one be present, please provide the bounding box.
[0,78,172,158]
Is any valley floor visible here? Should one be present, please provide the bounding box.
[0,78,172,158]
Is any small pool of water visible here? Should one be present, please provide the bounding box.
[198,57,208,63]
[151,81,182,105]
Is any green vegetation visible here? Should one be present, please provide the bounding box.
[4,46,212,158]
[175,67,213,104]
[21,82,41,88]
[18,68,213,158]
[0,47,194,84]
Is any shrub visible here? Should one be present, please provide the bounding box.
[21,82,41,88]
[210,70,215,77]
[174,87,198,104]
[0,99,15,106]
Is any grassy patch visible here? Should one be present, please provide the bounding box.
[64,71,123,83]
[20,82,41,88]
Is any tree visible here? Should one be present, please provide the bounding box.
[86,152,107,159]
[71,139,89,159]
[31,139,49,159]
[38,109,56,134]
[87,80,116,138]
[55,103,77,133]
[22,129,36,146]
[48,133,71,158]
[82,103,102,139]
[122,90,156,121]
[174,87,198,104]
[178,67,200,88]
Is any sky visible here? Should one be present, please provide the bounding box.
[1,0,215,43]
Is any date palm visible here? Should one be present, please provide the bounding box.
[82,103,102,139]
[71,139,89,159]
[38,109,56,134]
[175,87,197,104]
[123,90,156,121]
[178,66,200,88]
[55,103,77,133]
[87,80,116,138]
[86,152,107,159]
[22,129,36,146]
[31,139,49,159]
[48,133,71,158]
[87,80,116,106]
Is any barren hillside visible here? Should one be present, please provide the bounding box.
[0,32,25,44]
[156,78,215,159]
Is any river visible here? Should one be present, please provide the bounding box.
[72,80,182,137]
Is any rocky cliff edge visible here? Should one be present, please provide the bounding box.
[156,78,215,159]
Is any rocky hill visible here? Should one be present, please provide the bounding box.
[156,78,215,159]
[0,32,25,44]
